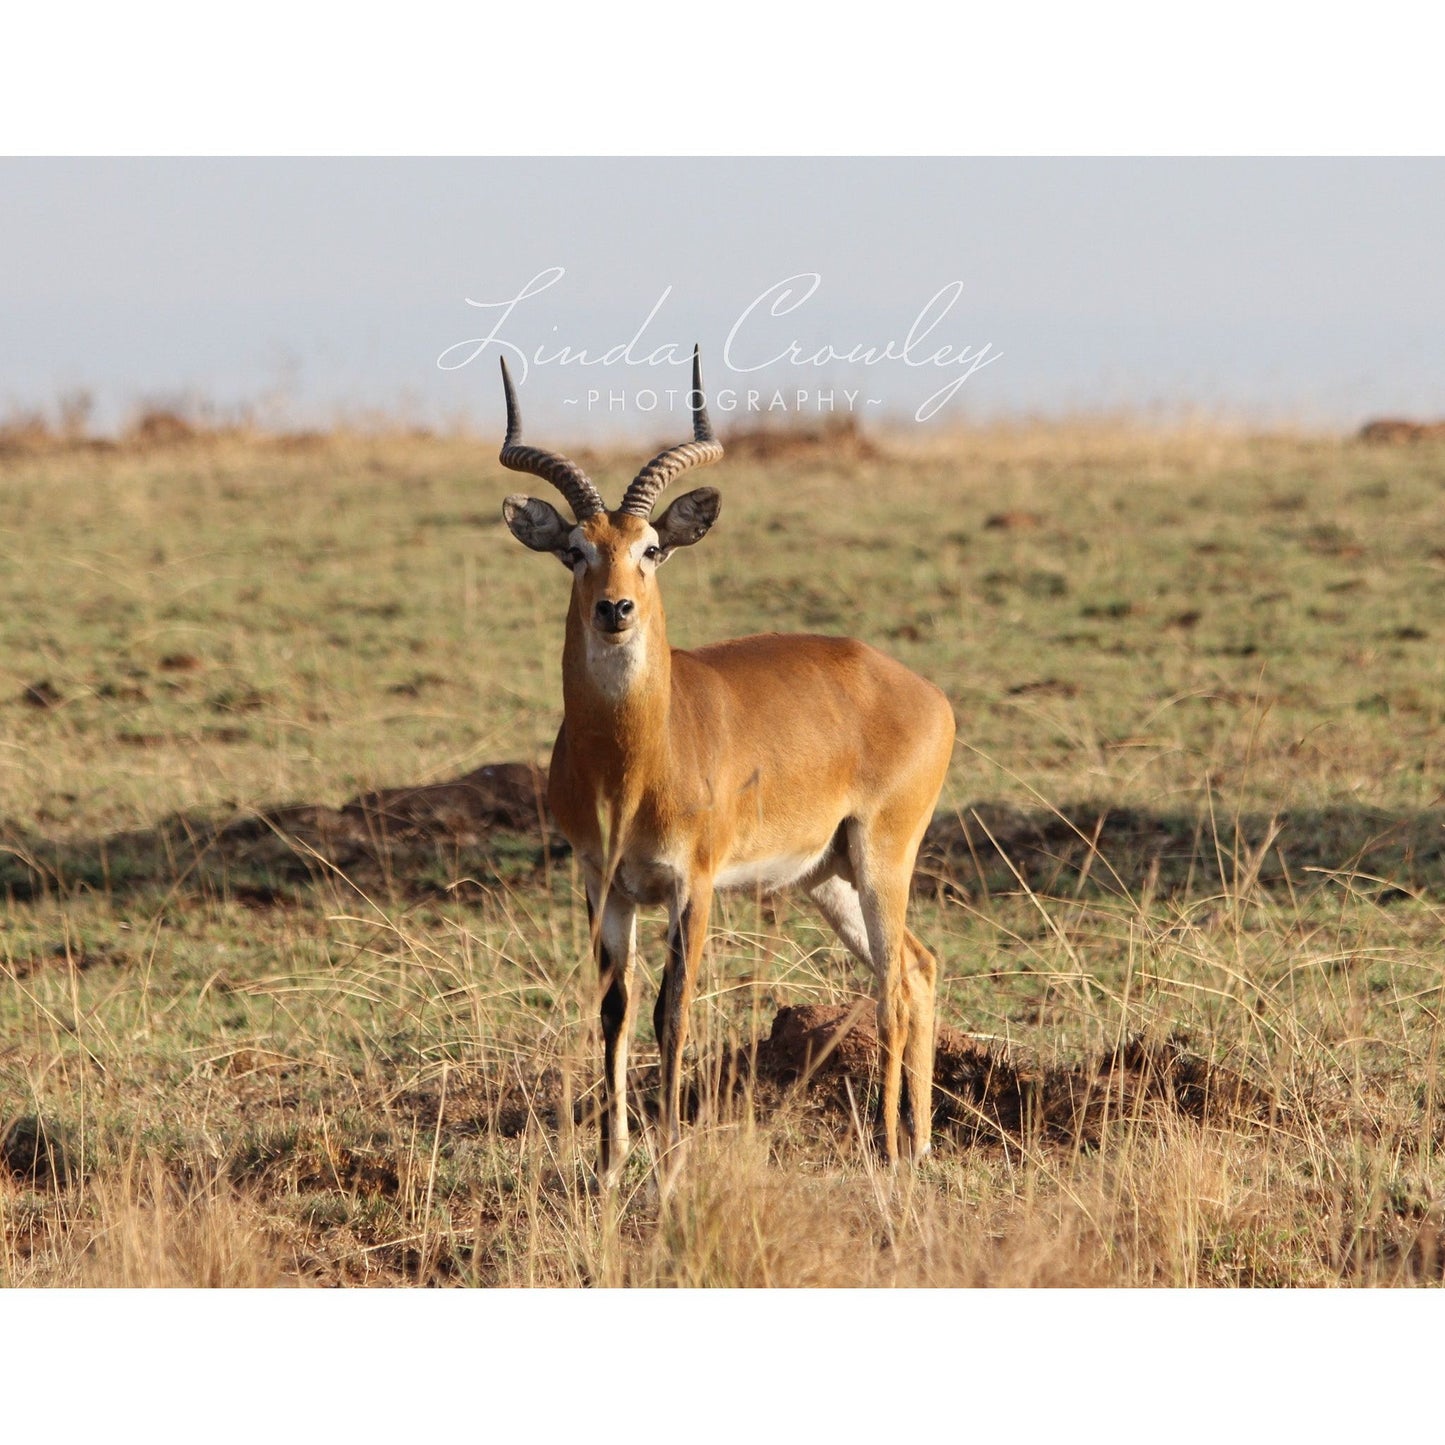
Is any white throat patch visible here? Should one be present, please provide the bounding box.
[583,626,648,700]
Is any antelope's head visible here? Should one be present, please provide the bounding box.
[499,347,722,647]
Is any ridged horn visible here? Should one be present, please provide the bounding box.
[498,356,605,521]
[617,345,724,518]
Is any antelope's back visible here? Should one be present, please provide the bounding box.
[674,631,955,814]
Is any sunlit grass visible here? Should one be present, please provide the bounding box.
[2,421,1444,1285]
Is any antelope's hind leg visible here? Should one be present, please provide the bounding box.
[899,927,938,1159]
[803,867,913,1161]
[586,875,639,1184]
[836,816,938,1165]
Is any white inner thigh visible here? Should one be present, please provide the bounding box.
[807,875,876,972]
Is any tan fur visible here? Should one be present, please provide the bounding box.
[531,509,956,1180]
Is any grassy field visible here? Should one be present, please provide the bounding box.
[2,416,1444,1286]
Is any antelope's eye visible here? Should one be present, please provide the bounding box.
[565,548,585,568]
[643,545,661,562]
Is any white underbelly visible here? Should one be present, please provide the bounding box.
[714,847,829,894]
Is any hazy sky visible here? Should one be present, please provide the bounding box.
[4,158,1443,437]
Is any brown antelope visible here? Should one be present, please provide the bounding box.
[499,349,955,1180]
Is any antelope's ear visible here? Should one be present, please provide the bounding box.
[653,487,720,558]
[503,494,573,559]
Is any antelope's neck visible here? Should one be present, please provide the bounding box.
[561,598,673,797]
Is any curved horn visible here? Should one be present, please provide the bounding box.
[498,357,605,521]
[617,345,724,518]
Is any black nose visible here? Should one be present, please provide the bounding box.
[595,598,635,630]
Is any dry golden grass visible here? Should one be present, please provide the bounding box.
[2,417,1444,1287]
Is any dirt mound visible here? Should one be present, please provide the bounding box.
[984,510,1045,531]
[1,1115,74,1188]
[197,761,557,899]
[341,762,548,843]
[126,409,197,447]
[755,1001,883,1078]
[454,1004,1274,1156]
[0,761,556,904]
[1341,1190,1445,1284]
[1358,417,1445,444]
[9,940,128,981]
[724,415,880,463]
[228,1127,400,1198]
[0,414,56,458]
[746,1003,1272,1147]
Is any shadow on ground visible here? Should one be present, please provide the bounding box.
[3,760,1443,905]
[922,798,1445,903]
[0,762,558,905]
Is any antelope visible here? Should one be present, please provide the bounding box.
[499,349,955,1181]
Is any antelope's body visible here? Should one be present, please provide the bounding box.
[500,351,955,1179]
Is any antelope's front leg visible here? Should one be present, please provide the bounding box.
[655,877,714,1156]
[586,875,638,1185]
